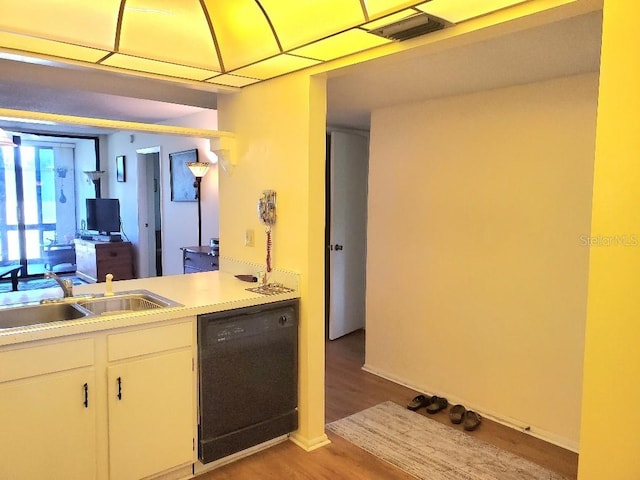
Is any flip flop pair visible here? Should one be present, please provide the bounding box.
[406,394,448,413]
[449,404,482,431]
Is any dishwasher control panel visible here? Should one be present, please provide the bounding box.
[198,300,297,346]
[215,325,246,342]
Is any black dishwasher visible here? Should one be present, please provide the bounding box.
[197,299,298,463]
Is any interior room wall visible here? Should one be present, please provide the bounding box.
[217,73,328,451]
[365,73,599,450]
[105,110,219,277]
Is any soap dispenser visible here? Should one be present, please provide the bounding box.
[105,273,114,296]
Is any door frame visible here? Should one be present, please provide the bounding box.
[136,146,163,278]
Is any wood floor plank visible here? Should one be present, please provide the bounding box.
[197,329,578,479]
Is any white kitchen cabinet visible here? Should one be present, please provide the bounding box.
[0,319,195,480]
[0,339,97,479]
[107,321,195,480]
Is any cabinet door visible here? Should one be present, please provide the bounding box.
[108,348,193,480]
[0,368,97,479]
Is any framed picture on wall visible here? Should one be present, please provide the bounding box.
[169,149,198,202]
[116,155,126,182]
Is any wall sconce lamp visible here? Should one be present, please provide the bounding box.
[209,136,235,173]
[84,170,105,198]
[187,161,210,246]
[0,127,17,147]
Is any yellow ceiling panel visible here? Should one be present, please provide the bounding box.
[232,54,321,80]
[207,74,261,88]
[0,0,120,50]
[290,29,391,62]
[203,0,280,71]
[102,53,220,81]
[259,0,366,51]
[0,32,108,63]
[416,0,528,23]
[119,0,221,71]
[361,9,422,31]
[363,0,423,19]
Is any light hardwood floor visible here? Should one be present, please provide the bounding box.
[198,329,578,479]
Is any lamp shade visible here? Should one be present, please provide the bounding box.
[84,170,105,181]
[0,127,16,147]
[187,161,210,178]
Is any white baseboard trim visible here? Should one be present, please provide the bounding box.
[362,363,579,453]
[289,432,332,451]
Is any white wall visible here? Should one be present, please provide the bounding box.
[74,137,100,231]
[365,73,598,450]
[105,110,219,277]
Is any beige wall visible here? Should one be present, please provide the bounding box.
[365,73,599,450]
[106,110,219,277]
[217,73,329,450]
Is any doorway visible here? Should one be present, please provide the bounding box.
[325,130,369,340]
[137,148,163,278]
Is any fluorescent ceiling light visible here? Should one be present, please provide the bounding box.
[207,74,260,88]
[0,0,529,89]
[416,0,528,23]
[233,54,321,81]
[0,116,56,125]
[102,53,220,81]
[291,29,391,62]
[361,9,423,31]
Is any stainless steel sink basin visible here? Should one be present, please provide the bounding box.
[76,290,181,316]
[0,302,90,329]
[0,289,181,330]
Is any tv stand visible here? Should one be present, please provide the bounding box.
[74,239,134,283]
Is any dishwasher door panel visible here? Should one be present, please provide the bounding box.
[197,300,298,463]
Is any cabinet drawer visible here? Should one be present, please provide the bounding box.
[183,252,219,272]
[0,338,94,383]
[95,243,131,257]
[96,243,133,281]
[108,321,193,362]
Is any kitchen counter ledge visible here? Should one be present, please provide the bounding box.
[0,270,299,347]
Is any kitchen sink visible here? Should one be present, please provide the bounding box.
[0,302,90,329]
[75,290,181,316]
[0,289,181,329]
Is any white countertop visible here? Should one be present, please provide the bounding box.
[0,271,299,347]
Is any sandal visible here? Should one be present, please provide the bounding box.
[426,395,448,414]
[463,410,482,431]
[449,404,466,424]
[406,394,431,411]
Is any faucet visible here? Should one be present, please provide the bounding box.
[44,271,74,298]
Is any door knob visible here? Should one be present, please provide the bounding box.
[335,244,344,251]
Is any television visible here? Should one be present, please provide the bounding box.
[86,198,121,235]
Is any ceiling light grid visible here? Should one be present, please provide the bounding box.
[0,0,531,88]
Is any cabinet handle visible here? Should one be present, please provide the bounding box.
[117,376,122,400]
[83,383,89,408]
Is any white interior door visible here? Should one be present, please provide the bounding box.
[328,131,369,340]
[136,148,161,278]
